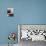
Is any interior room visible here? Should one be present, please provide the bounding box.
[0,0,46,46]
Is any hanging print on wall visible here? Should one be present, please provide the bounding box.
[7,8,14,17]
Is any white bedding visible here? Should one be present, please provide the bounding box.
[21,30,45,41]
[31,35,45,41]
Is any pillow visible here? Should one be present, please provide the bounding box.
[21,30,28,39]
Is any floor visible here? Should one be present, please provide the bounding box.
[0,44,18,46]
[19,39,46,46]
[0,40,46,46]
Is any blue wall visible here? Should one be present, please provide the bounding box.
[0,0,46,44]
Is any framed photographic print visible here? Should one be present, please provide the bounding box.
[7,8,14,17]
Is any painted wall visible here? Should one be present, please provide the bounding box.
[0,0,46,44]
